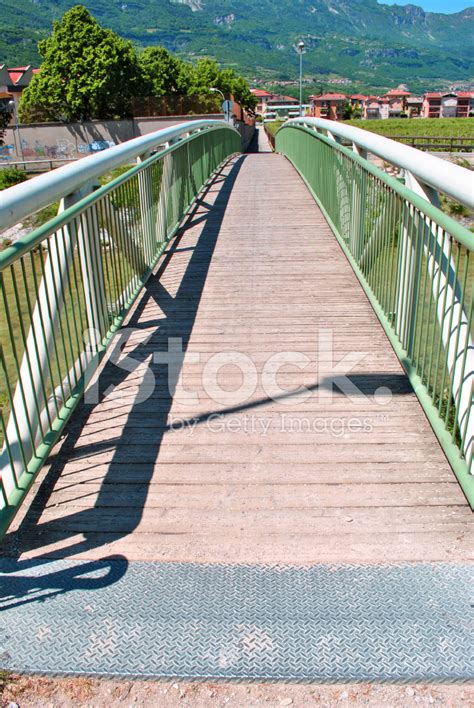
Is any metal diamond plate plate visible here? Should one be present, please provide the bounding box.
[0,559,472,681]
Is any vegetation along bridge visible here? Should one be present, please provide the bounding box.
[0,118,472,682]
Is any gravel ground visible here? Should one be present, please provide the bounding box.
[1,676,473,707]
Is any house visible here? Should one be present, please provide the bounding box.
[422,92,473,118]
[350,94,368,108]
[309,93,347,121]
[440,92,458,118]
[361,87,411,120]
[406,96,423,118]
[250,89,272,115]
[456,92,472,118]
[251,89,301,119]
[0,65,39,116]
[422,93,442,118]
[0,65,13,115]
[364,96,385,120]
[266,94,299,110]
[383,87,411,118]
[250,89,300,119]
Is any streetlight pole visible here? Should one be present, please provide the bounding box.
[210,87,233,123]
[297,40,305,117]
[209,87,225,103]
[209,87,229,122]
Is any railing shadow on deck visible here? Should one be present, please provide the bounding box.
[0,155,247,603]
[0,153,418,607]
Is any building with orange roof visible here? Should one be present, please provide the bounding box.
[250,88,300,118]
[383,86,411,118]
[0,65,38,113]
[309,93,347,121]
[422,91,473,118]
[364,96,385,120]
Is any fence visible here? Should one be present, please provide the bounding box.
[0,120,241,534]
[276,120,473,506]
[390,136,474,153]
[263,124,276,151]
[0,158,78,173]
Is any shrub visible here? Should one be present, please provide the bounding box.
[0,167,28,190]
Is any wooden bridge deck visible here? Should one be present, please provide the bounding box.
[4,153,472,564]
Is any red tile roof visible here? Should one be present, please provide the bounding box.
[250,89,271,97]
[7,66,37,85]
[385,89,411,96]
[8,70,24,85]
[424,92,442,98]
[351,94,368,100]
[310,93,347,101]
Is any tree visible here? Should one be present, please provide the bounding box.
[185,58,222,108]
[343,101,361,120]
[181,58,257,113]
[138,47,183,97]
[230,75,258,113]
[19,5,143,123]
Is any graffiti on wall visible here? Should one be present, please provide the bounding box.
[0,136,116,162]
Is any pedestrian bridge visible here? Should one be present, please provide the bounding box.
[0,119,472,682]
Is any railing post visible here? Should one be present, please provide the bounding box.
[71,187,108,349]
[137,151,156,266]
[350,143,368,256]
[0,183,106,499]
[399,171,473,470]
[395,173,436,347]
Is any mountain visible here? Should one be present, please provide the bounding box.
[1,0,473,91]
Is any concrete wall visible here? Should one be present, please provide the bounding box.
[0,115,225,162]
[237,122,256,152]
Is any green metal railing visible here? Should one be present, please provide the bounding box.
[0,123,240,534]
[276,124,474,506]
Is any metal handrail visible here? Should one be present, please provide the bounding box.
[286,117,474,208]
[0,119,238,231]
[0,121,241,534]
[276,122,474,506]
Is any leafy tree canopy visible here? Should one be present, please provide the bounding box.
[138,46,182,97]
[19,5,143,122]
[182,59,256,111]
[18,4,256,122]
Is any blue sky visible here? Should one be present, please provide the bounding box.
[378,0,472,12]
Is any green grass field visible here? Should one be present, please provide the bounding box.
[344,118,474,138]
[266,118,474,140]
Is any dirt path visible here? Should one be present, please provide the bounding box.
[2,676,473,707]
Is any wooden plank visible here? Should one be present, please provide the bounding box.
[63,444,448,465]
[6,531,473,564]
[37,482,466,509]
[48,461,455,485]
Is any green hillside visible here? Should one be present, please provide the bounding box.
[1,0,473,92]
